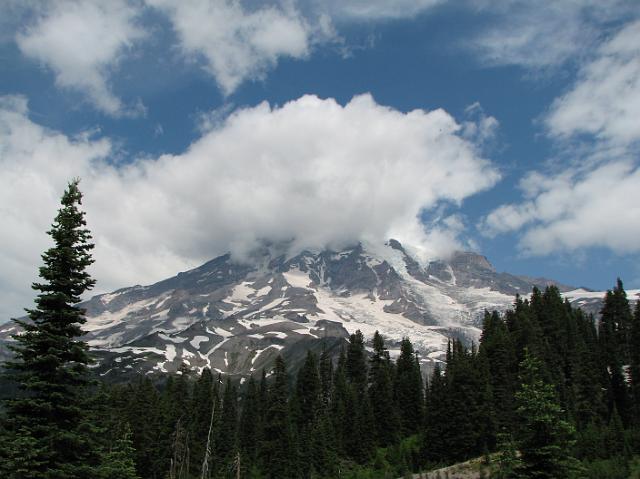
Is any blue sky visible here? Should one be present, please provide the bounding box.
[1,1,640,319]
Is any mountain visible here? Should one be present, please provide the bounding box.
[0,240,636,380]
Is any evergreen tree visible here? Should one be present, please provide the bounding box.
[507,293,545,364]
[480,310,518,434]
[261,356,294,478]
[161,369,193,478]
[295,351,321,430]
[572,310,608,428]
[442,340,487,461]
[394,337,424,437]
[189,368,214,477]
[239,375,261,469]
[494,432,520,479]
[631,300,640,426]
[293,351,321,478]
[319,344,333,408]
[1,180,98,478]
[346,330,368,390]
[369,331,399,446]
[215,378,238,474]
[515,351,578,479]
[331,346,349,457]
[343,330,375,462]
[126,378,165,478]
[423,363,448,464]
[97,424,140,479]
[599,280,633,423]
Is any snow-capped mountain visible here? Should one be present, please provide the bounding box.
[0,240,636,380]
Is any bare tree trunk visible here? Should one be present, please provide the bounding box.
[169,418,191,479]
[200,400,216,479]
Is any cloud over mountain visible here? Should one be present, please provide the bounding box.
[0,93,499,320]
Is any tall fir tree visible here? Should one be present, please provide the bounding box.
[343,330,375,462]
[423,363,448,464]
[572,310,608,428]
[346,330,368,390]
[442,340,487,461]
[1,180,98,479]
[126,378,165,478]
[631,300,640,426]
[599,279,633,424]
[293,351,321,478]
[515,351,578,479]
[189,368,215,477]
[369,331,399,446]
[215,378,239,475]
[394,337,424,437]
[319,344,333,408]
[261,356,294,479]
[239,375,262,470]
[479,310,518,434]
[331,346,349,457]
[96,424,140,479]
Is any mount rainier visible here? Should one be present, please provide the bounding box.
[1,240,636,380]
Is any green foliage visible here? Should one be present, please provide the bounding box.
[369,331,399,447]
[515,351,578,479]
[97,424,140,479]
[494,432,520,479]
[0,180,99,478]
[394,337,424,437]
[261,355,294,478]
[600,279,634,425]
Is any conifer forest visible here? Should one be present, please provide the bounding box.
[1,185,640,479]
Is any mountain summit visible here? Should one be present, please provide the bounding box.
[0,241,622,380]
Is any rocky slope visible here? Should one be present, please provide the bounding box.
[1,240,635,380]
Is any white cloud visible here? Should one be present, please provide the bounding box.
[16,0,145,116]
[470,0,639,70]
[323,0,444,21]
[5,0,447,102]
[546,19,640,146]
[481,17,640,257]
[480,161,640,255]
[147,0,313,95]
[461,102,499,147]
[0,93,499,320]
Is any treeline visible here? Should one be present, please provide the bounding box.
[78,282,640,479]
[424,282,640,478]
[78,331,425,478]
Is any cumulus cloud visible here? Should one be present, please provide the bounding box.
[470,0,639,70]
[546,19,640,146]
[0,93,499,319]
[16,0,145,116]
[480,161,640,255]
[147,0,313,95]
[4,0,447,103]
[481,17,640,257]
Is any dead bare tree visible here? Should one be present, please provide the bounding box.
[169,418,190,479]
[234,451,241,479]
[200,399,217,479]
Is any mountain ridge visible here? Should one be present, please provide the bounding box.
[1,240,636,380]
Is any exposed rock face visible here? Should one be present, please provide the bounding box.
[1,240,631,381]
